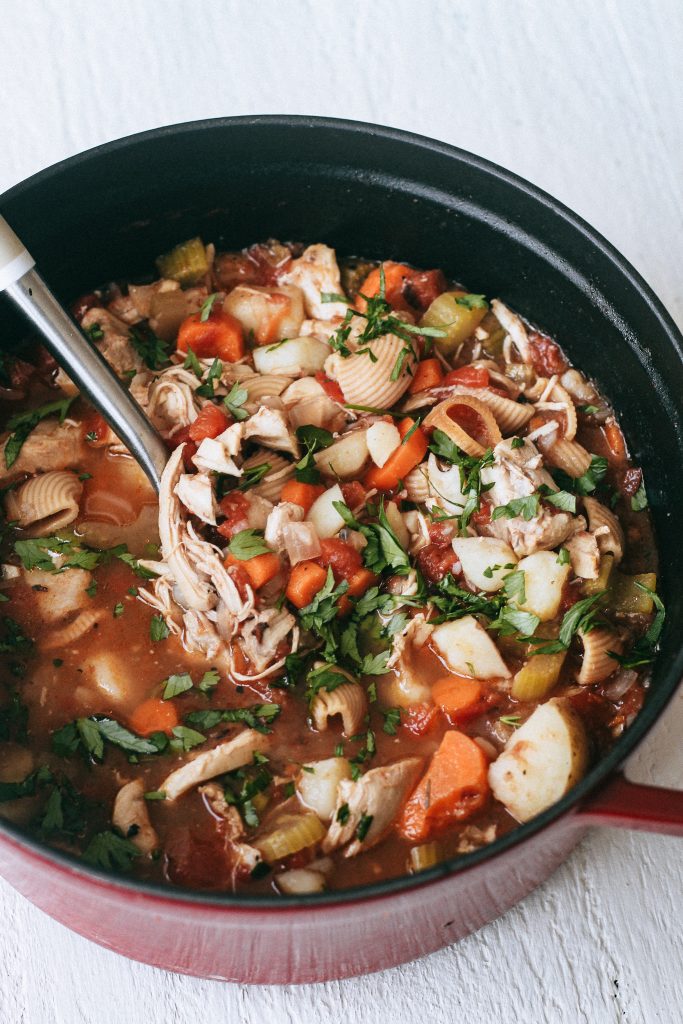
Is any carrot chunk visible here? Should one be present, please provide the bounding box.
[431,675,485,722]
[177,306,245,362]
[356,262,414,313]
[398,730,490,841]
[337,566,379,616]
[285,561,328,608]
[280,480,325,513]
[442,366,490,388]
[188,404,230,442]
[364,417,428,491]
[129,698,179,737]
[226,551,281,590]
[409,358,444,394]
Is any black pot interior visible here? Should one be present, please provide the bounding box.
[0,116,681,905]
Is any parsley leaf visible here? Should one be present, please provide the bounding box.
[227,529,271,560]
[199,292,219,322]
[528,592,607,655]
[356,813,374,842]
[295,425,333,483]
[381,707,401,735]
[183,346,203,378]
[195,358,222,398]
[492,494,540,521]
[150,614,170,642]
[198,668,220,693]
[223,381,249,421]
[162,673,193,700]
[185,703,280,734]
[454,293,488,310]
[304,663,350,704]
[631,481,648,512]
[169,725,206,752]
[82,831,141,872]
[129,325,171,370]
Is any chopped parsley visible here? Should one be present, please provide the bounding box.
[185,703,281,734]
[295,425,333,483]
[82,831,141,872]
[631,481,648,512]
[381,707,401,735]
[129,325,171,370]
[223,381,250,421]
[227,529,271,560]
[162,673,194,700]
[150,614,170,642]
[355,814,374,842]
[199,292,219,322]
[195,357,223,398]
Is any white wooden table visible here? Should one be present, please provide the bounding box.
[1,1,682,1020]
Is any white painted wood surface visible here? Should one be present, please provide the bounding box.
[1,1,682,1020]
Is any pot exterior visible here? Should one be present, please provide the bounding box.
[0,816,583,983]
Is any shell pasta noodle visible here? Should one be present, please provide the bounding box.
[0,238,662,895]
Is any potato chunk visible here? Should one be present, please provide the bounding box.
[451,537,517,593]
[513,550,571,621]
[431,615,511,679]
[488,699,588,821]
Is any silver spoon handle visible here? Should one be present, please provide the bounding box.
[0,217,167,492]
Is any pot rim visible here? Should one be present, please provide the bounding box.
[1,113,681,910]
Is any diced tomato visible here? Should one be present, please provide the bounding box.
[528,331,568,377]
[247,241,293,285]
[81,410,109,445]
[177,305,245,362]
[315,370,345,403]
[341,481,367,510]
[470,501,492,528]
[167,426,198,470]
[188,404,230,442]
[417,542,459,584]
[402,703,440,737]
[442,366,490,389]
[428,520,455,546]
[217,492,250,539]
[356,263,446,315]
[559,581,582,614]
[317,538,363,582]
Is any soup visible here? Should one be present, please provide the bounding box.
[0,238,662,895]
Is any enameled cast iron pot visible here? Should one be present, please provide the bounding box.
[0,116,682,984]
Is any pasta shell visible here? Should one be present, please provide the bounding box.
[241,449,295,503]
[41,608,106,650]
[448,386,535,435]
[423,395,502,456]
[5,471,82,537]
[403,464,430,504]
[327,333,417,409]
[310,682,367,737]
[241,373,293,404]
[542,438,592,477]
[583,496,624,563]
[577,628,623,685]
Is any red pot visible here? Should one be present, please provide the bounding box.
[1,117,682,983]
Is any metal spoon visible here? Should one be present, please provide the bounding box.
[0,213,168,492]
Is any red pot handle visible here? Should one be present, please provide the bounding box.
[579,774,683,836]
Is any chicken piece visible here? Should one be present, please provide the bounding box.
[280,244,349,320]
[490,299,534,364]
[244,406,300,458]
[81,307,144,378]
[183,522,254,628]
[0,418,85,482]
[146,368,201,437]
[137,575,184,638]
[481,438,580,557]
[264,501,305,553]
[112,779,159,854]
[323,758,423,857]
[182,609,223,660]
[158,446,216,611]
[160,729,270,801]
[565,530,601,580]
[384,613,434,706]
[237,607,298,678]
[175,472,217,525]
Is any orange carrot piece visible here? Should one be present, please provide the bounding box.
[409,358,444,394]
[337,566,379,616]
[431,675,485,722]
[280,479,325,513]
[285,561,328,608]
[398,730,490,841]
[188,403,231,442]
[226,551,281,590]
[364,417,428,491]
[129,698,179,737]
[177,307,245,362]
[356,261,413,313]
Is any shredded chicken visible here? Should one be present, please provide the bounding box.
[244,406,300,458]
[81,307,144,378]
[565,530,601,580]
[264,501,305,553]
[0,419,84,482]
[490,299,534,364]
[158,446,216,611]
[280,244,348,320]
[112,779,159,854]
[481,438,582,556]
[175,472,217,525]
[323,758,423,857]
[237,607,299,678]
[160,729,270,801]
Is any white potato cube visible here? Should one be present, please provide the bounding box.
[309,484,346,538]
[431,615,511,679]
[488,699,589,821]
[296,757,352,821]
[514,550,571,621]
[252,336,330,376]
[367,422,401,467]
[314,431,369,479]
[451,537,517,593]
